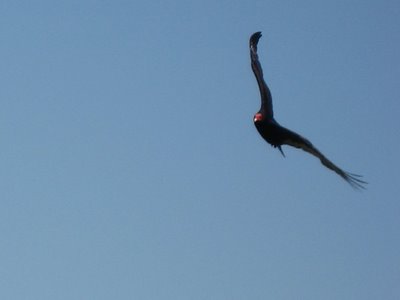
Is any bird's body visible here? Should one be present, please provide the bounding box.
[249,31,367,189]
[254,117,300,155]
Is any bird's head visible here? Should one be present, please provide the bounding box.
[253,112,264,123]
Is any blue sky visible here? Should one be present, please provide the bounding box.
[1,0,399,299]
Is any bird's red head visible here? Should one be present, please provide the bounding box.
[253,112,264,123]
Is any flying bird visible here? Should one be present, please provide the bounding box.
[250,31,366,189]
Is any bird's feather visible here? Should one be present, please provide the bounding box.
[250,32,274,119]
[281,128,367,189]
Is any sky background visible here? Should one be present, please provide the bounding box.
[0,0,399,299]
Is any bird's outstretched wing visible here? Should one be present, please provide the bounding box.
[250,32,274,118]
[280,127,367,189]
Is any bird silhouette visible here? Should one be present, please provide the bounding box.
[250,31,367,189]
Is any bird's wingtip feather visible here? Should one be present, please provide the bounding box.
[250,31,262,45]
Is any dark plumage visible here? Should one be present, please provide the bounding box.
[250,31,367,189]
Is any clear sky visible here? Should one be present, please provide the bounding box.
[1,0,399,299]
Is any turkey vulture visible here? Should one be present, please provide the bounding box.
[250,31,366,189]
